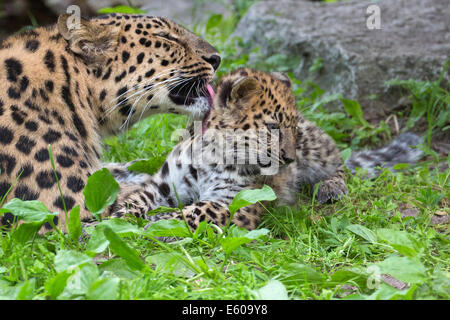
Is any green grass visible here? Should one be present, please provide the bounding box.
[0,1,449,300]
[0,163,448,299]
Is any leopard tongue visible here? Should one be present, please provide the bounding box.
[202,84,215,133]
[206,83,215,107]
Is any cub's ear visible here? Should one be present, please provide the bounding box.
[57,14,120,65]
[230,77,261,103]
[271,72,292,88]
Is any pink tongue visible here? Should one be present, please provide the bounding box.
[206,84,215,107]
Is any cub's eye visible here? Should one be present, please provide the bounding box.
[266,123,279,131]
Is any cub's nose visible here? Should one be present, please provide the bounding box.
[202,54,221,71]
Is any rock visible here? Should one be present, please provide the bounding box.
[43,0,233,28]
[140,0,232,27]
[235,0,450,119]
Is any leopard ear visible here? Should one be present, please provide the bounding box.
[230,77,261,103]
[271,72,292,88]
[57,14,120,65]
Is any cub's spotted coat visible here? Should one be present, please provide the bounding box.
[106,69,423,232]
[105,69,301,231]
[0,13,220,232]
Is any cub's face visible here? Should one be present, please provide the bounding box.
[209,68,298,171]
[58,13,219,133]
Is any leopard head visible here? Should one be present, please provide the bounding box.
[58,13,219,136]
[206,68,298,172]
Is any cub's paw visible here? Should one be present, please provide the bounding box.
[315,178,348,204]
[111,200,147,219]
[110,185,150,219]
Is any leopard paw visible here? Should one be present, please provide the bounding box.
[315,178,348,204]
[110,196,149,219]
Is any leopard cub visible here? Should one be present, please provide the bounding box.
[106,68,300,231]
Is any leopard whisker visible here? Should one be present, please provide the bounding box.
[102,76,182,122]
[111,68,179,103]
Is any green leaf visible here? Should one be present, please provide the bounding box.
[221,237,253,255]
[128,158,164,175]
[193,220,209,237]
[244,228,270,239]
[83,168,119,219]
[85,225,109,256]
[254,280,289,300]
[147,206,178,216]
[392,163,410,170]
[13,222,43,243]
[329,267,369,289]
[59,263,99,299]
[103,226,146,271]
[51,251,99,299]
[281,263,326,285]
[2,199,58,242]
[87,278,120,300]
[99,218,140,236]
[97,5,145,14]
[16,279,35,300]
[146,252,195,277]
[85,220,140,256]
[346,224,377,244]
[221,228,269,255]
[340,98,370,127]
[367,283,417,300]
[3,198,57,222]
[98,259,139,280]
[0,281,20,299]
[375,256,426,284]
[376,228,420,256]
[340,148,352,162]
[54,250,93,273]
[431,269,450,298]
[143,219,191,238]
[68,205,82,242]
[228,185,276,215]
[45,270,73,300]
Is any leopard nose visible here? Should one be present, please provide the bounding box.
[202,54,221,71]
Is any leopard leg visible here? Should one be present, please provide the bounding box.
[145,200,265,234]
[107,182,160,219]
[271,114,348,205]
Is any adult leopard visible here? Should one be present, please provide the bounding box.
[0,13,219,231]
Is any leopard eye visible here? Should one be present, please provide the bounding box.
[158,32,179,43]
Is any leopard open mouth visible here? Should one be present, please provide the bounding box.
[168,78,213,107]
